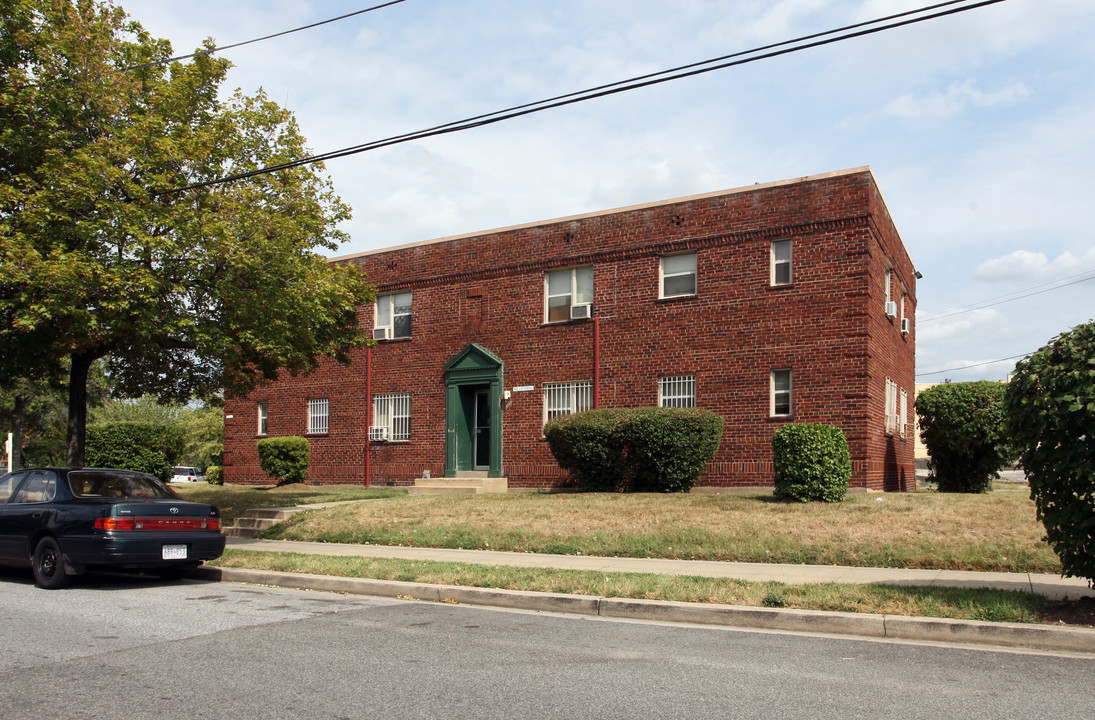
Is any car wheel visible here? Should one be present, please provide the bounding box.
[32,537,70,589]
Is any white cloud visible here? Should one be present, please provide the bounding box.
[972,249,1095,282]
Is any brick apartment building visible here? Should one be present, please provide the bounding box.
[223,167,917,491]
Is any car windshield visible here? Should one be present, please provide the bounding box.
[67,471,180,499]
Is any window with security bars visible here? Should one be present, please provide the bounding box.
[543,381,593,424]
[658,375,696,408]
[307,398,329,434]
[373,393,411,441]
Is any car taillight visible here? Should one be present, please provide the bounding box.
[95,517,220,531]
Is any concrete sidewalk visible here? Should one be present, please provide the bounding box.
[201,537,1095,655]
[226,537,1094,601]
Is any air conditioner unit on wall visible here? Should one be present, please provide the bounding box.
[570,304,592,320]
[369,426,389,442]
[884,301,898,318]
[372,327,389,341]
[901,317,911,334]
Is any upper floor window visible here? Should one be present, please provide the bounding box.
[660,252,697,298]
[771,369,792,417]
[372,393,411,442]
[771,240,792,286]
[375,292,412,339]
[543,381,593,424]
[308,398,329,434]
[545,267,593,322]
[659,375,696,408]
[257,401,268,435]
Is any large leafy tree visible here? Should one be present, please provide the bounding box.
[1,1,373,466]
[1006,320,1095,585]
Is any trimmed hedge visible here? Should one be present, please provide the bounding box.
[85,422,185,482]
[544,407,723,493]
[915,381,1010,493]
[772,423,850,503]
[205,465,224,485]
[256,436,311,485]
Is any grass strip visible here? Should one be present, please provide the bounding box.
[173,484,406,524]
[253,491,1060,574]
[210,548,1051,625]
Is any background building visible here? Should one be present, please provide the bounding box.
[224,167,917,491]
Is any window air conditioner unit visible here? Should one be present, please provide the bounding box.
[570,304,591,320]
[884,301,898,318]
[900,317,911,334]
[369,426,389,442]
[372,327,389,341]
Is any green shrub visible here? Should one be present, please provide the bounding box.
[543,409,630,491]
[623,407,724,493]
[772,423,850,503]
[1005,320,1095,586]
[205,465,224,485]
[915,381,1010,493]
[256,436,311,485]
[85,421,185,481]
[544,407,723,493]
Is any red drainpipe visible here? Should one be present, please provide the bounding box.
[364,345,372,487]
[593,315,601,408]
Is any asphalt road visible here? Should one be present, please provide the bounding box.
[1,568,1092,720]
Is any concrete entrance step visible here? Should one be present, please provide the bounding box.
[409,477,508,495]
[223,507,312,538]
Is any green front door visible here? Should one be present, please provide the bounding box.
[444,345,504,477]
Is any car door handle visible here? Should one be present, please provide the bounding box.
[32,512,43,519]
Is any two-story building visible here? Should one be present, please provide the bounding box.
[223,167,917,491]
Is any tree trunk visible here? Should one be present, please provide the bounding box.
[9,396,25,471]
[66,352,94,468]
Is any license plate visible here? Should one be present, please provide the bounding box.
[162,545,188,560]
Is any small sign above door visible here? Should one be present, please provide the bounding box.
[512,385,535,392]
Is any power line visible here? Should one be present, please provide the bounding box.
[125,1,407,71]
[916,352,1033,378]
[169,0,1006,193]
[918,272,1095,323]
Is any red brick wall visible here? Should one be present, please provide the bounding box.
[224,168,916,491]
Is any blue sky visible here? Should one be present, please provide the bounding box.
[125,0,1095,383]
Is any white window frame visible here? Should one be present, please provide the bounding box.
[544,267,593,323]
[542,381,593,424]
[373,393,411,442]
[307,398,329,435]
[771,369,792,417]
[884,379,899,435]
[659,252,697,298]
[658,375,696,408]
[884,264,893,307]
[899,388,908,439]
[375,292,412,339]
[771,239,792,286]
[257,401,268,436]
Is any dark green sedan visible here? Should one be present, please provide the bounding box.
[0,467,225,588]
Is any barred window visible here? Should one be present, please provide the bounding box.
[373,393,411,442]
[771,369,792,417]
[543,381,593,424]
[307,398,329,434]
[659,375,696,408]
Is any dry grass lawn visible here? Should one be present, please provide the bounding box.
[260,489,1059,573]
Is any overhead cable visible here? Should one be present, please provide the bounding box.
[125,1,407,71]
[918,271,1095,323]
[915,352,1033,378]
[168,0,1006,193]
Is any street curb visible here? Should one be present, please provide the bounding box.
[190,566,1095,654]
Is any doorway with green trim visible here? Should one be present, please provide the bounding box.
[443,344,503,478]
